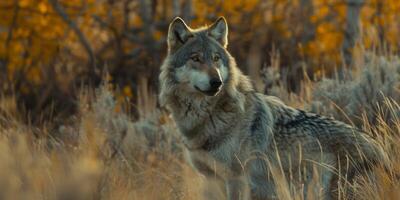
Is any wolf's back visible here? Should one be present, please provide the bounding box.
[264,95,388,168]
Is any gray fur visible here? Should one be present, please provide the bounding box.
[159,17,388,200]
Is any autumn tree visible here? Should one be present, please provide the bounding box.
[1,0,400,123]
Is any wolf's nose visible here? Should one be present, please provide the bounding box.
[209,78,222,89]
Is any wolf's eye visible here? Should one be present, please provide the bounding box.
[213,55,220,62]
[191,55,200,62]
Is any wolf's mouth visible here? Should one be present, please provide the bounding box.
[195,86,222,96]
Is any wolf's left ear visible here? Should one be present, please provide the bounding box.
[208,17,228,48]
[167,17,193,52]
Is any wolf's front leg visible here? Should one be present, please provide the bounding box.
[248,175,277,200]
[226,177,248,200]
[201,177,225,200]
[247,159,277,200]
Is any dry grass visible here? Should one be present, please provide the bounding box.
[0,52,399,200]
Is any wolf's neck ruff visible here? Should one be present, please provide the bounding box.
[160,70,247,149]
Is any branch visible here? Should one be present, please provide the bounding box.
[48,0,96,70]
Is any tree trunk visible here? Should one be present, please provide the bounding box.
[172,0,180,17]
[182,0,192,23]
[341,0,364,79]
[246,31,266,92]
[300,0,314,44]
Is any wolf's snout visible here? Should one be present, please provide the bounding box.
[209,78,222,89]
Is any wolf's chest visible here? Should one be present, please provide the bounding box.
[173,105,235,138]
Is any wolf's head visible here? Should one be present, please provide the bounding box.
[165,17,230,96]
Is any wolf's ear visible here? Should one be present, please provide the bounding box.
[168,17,192,52]
[208,17,228,48]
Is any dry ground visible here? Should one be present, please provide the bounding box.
[0,52,399,200]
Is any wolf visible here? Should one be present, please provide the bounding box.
[159,17,387,200]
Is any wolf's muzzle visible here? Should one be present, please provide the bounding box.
[195,77,223,96]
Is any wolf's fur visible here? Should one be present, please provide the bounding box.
[159,17,387,200]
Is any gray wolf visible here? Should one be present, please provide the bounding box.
[159,17,387,200]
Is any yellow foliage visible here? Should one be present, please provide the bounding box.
[316,6,330,19]
[122,85,133,99]
[1,0,400,94]
[18,0,31,8]
[27,67,41,85]
[193,0,261,25]
[153,30,163,41]
[38,2,48,14]
[131,13,143,27]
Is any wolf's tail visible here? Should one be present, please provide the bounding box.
[336,130,390,178]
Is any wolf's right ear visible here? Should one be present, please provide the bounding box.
[208,17,228,48]
[167,17,192,52]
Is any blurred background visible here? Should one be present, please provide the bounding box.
[0,0,399,123]
[0,1,400,199]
